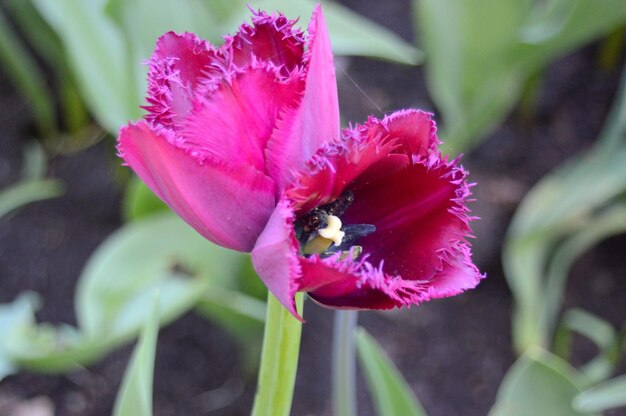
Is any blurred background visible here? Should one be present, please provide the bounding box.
[0,0,625,415]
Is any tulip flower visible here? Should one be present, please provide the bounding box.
[118,6,483,319]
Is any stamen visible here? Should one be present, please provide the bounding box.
[317,215,345,246]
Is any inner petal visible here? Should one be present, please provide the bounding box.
[342,161,469,279]
[230,12,305,72]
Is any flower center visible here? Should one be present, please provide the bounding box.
[294,191,375,258]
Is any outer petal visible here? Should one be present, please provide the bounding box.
[265,5,340,189]
[144,32,216,128]
[118,121,276,252]
[251,198,303,319]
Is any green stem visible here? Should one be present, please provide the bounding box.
[332,310,358,416]
[251,292,304,416]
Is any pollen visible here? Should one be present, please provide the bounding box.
[317,215,345,246]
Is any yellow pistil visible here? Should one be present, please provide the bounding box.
[302,215,345,255]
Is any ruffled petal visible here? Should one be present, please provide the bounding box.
[301,256,398,310]
[287,110,437,215]
[251,198,303,319]
[118,121,276,252]
[302,242,483,310]
[427,242,484,299]
[144,32,216,128]
[265,5,340,189]
[180,66,302,174]
[365,109,439,157]
[227,10,305,73]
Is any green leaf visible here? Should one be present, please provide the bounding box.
[122,176,169,221]
[75,212,243,338]
[416,0,626,152]
[113,293,159,416]
[489,348,595,416]
[555,309,622,385]
[0,293,41,380]
[573,374,626,413]
[0,9,57,136]
[32,0,142,134]
[21,142,47,180]
[356,328,427,416]
[0,179,65,218]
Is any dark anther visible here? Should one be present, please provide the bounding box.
[327,223,376,253]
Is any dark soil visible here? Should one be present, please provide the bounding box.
[1,1,625,416]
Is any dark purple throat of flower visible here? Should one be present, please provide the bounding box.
[294,191,376,259]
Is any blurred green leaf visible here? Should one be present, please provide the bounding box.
[489,348,596,416]
[555,309,622,385]
[573,374,626,413]
[21,142,47,180]
[32,0,142,134]
[122,177,169,221]
[5,0,64,67]
[0,293,41,380]
[0,179,64,218]
[560,310,616,355]
[75,212,243,337]
[416,0,626,153]
[0,9,57,136]
[113,292,159,416]
[503,65,626,353]
[356,328,427,416]
[0,143,64,218]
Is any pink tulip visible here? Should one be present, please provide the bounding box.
[118,6,484,319]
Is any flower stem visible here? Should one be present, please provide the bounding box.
[251,292,304,416]
[332,310,358,416]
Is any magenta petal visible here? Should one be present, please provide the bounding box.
[302,258,397,310]
[228,10,305,72]
[181,67,302,173]
[427,243,484,299]
[304,245,482,310]
[145,32,215,128]
[367,109,439,157]
[301,254,413,310]
[118,121,276,252]
[251,199,303,319]
[344,158,471,280]
[265,5,340,189]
